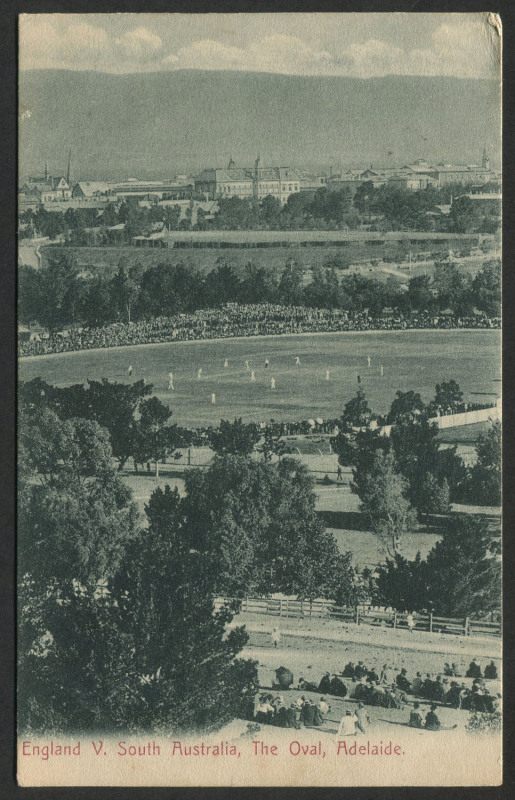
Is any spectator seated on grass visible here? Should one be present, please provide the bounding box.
[330,675,348,698]
[285,702,302,729]
[298,677,318,693]
[409,702,424,728]
[466,658,482,679]
[411,672,423,695]
[484,661,498,680]
[445,682,462,709]
[395,668,411,693]
[318,672,332,693]
[424,704,441,731]
[354,661,368,680]
[342,662,355,679]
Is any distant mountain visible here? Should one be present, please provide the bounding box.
[19,69,501,180]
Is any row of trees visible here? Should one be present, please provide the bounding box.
[21,182,500,241]
[19,378,191,475]
[353,182,500,234]
[19,253,501,331]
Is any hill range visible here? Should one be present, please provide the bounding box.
[19,69,501,179]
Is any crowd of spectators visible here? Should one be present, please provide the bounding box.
[19,303,500,358]
[239,656,500,733]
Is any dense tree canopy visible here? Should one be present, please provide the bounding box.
[18,408,253,734]
[19,245,499,332]
[181,455,359,603]
[207,418,261,457]
[374,515,501,616]
[464,421,502,506]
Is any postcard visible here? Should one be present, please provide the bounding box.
[17,12,502,786]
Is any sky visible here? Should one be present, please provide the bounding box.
[19,13,500,80]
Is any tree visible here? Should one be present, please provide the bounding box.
[417,473,451,519]
[431,379,464,414]
[277,259,304,306]
[19,378,153,471]
[207,418,260,457]
[340,386,375,429]
[373,553,429,612]
[37,253,81,332]
[181,456,358,602]
[18,408,142,733]
[18,265,46,324]
[256,426,294,463]
[203,260,241,306]
[331,387,384,481]
[259,195,281,227]
[109,485,252,732]
[358,451,417,558]
[133,397,183,476]
[238,262,277,304]
[424,515,501,616]
[110,264,140,324]
[386,390,426,425]
[466,421,501,506]
[407,275,434,313]
[80,276,113,328]
[433,261,473,315]
[471,259,501,317]
[101,202,118,228]
[19,407,139,585]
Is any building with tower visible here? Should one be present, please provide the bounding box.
[195,158,301,204]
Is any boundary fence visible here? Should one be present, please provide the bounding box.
[215,596,501,638]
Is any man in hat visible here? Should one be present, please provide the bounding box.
[396,668,411,693]
[466,658,482,679]
[380,664,393,685]
[342,661,355,679]
[354,661,367,680]
[424,704,441,731]
[411,672,423,696]
[301,699,316,726]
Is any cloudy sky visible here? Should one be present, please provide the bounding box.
[20,13,500,79]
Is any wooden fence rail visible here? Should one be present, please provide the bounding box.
[215,597,501,638]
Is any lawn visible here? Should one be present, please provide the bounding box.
[20,329,501,428]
